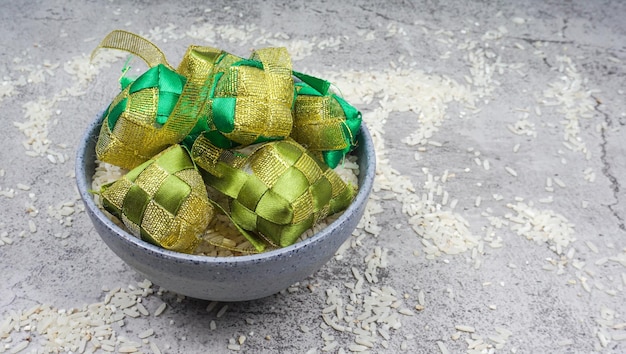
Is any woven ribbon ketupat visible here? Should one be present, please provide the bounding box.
[101,145,214,254]
[193,137,356,249]
[291,75,362,168]
[96,64,188,170]
[204,47,295,147]
[91,30,362,253]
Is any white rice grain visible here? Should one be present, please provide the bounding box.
[598,331,609,347]
[322,341,338,351]
[348,344,368,352]
[398,308,414,316]
[206,301,219,312]
[436,341,450,354]
[553,177,566,188]
[557,339,573,346]
[149,342,162,354]
[227,343,241,351]
[417,290,425,306]
[505,166,517,177]
[455,325,476,333]
[139,328,155,339]
[9,341,29,354]
[354,337,374,348]
[154,302,167,317]
[586,241,599,254]
[216,305,229,318]
[136,302,149,316]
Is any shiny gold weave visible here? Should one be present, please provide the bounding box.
[94,46,218,170]
[209,47,295,146]
[198,138,356,249]
[101,145,214,254]
[292,93,350,151]
[96,84,163,169]
[190,134,248,178]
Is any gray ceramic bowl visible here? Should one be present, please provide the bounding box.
[76,114,375,301]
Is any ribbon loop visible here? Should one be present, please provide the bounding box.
[91,30,173,70]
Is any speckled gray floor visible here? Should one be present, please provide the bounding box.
[1,1,625,353]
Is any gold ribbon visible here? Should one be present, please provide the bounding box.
[92,30,173,69]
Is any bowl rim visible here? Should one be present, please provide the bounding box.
[76,113,376,265]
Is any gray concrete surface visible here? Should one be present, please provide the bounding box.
[1,0,625,353]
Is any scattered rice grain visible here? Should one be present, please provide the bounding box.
[149,342,162,354]
[9,341,29,353]
[154,302,167,317]
[28,220,37,233]
[455,325,475,333]
[348,344,368,352]
[216,305,229,318]
[505,166,517,177]
[436,341,450,354]
[553,177,566,188]
[586,241,599,254]
[139,328,155,339]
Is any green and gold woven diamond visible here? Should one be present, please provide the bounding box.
[204,47,295,147]
[291,80,362,169]
[96,64,187,170]
[101,144,214,254]
[199,139,356,249]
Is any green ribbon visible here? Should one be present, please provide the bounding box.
[129,64,187,125]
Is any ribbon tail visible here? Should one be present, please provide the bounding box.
[207,199,268,253]
[91,30,173,70]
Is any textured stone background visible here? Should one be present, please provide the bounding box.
[1,1,625,353]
